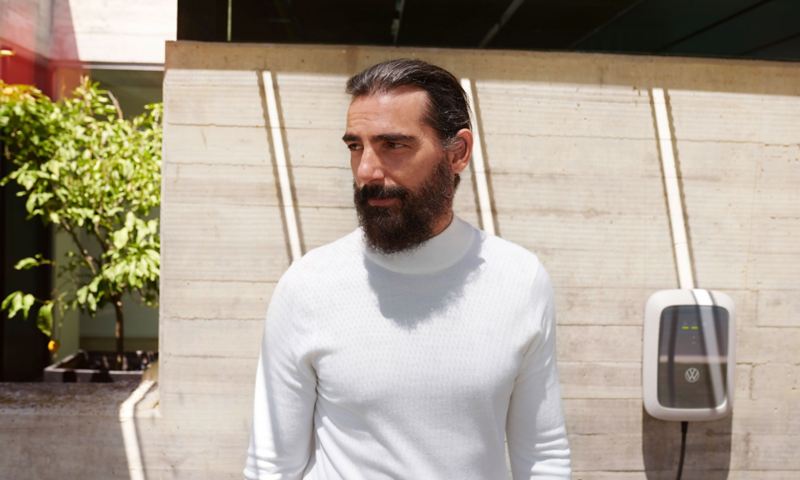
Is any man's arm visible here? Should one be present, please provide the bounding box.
[506,267,571,479]
[244,276,317,480]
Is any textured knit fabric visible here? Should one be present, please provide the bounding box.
[244,217,571,479]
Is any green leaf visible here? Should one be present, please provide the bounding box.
[88,276,101,293]
[6,292,25,318]
[36,303,53,337]
[87,292,97,312]
[2,291,23,316]
[13,254,50,271]
[76,286,88,304]
[125,211,135,231]
[112,228,129,249]
[20,294,35,319]
[14,257,39,270]
[25,192,39,213]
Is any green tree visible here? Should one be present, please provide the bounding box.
[0,78,161,367]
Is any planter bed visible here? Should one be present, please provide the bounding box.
[44,350,158,383]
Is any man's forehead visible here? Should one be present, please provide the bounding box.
[348,87,429,115]
[345,87,431,134]
[354,84,428,101]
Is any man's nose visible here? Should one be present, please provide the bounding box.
[356,146,385,184]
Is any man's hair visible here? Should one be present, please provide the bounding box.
[345,59,471,147]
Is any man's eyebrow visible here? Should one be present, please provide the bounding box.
[342,133,418,143]
[375,133,417,143]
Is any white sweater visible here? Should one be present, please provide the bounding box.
[244,217,571,479]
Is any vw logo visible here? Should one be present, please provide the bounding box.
[685,367,701,383]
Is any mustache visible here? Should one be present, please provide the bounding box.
[356,184,409,203]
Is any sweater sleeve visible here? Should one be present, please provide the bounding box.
[506,266,572,479]
[244,274,318,480]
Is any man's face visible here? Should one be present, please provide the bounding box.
[343,86,457,253]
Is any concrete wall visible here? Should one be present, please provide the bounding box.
[0,0,52,58]
[0,0,176,65]
[154,42,800,479]
[51,0,176,65]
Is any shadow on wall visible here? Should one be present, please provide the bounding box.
[642,409,732,479]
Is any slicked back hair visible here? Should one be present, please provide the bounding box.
[345,59,471,147]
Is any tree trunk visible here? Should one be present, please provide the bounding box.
[112,295,125,369]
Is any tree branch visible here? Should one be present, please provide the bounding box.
[93,223,110,254]
[106,90,124,120]
[60,220,99,276]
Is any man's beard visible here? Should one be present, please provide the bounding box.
[354,159,456,254]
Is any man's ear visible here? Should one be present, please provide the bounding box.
[447,128,473,175]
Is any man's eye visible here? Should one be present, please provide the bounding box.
[386,142,404,149]
[347,144,362,151]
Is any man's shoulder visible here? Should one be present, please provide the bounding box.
[481,231,543,270]
[279,228,364,285]
[476,230,553,291]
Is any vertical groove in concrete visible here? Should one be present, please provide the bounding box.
[651,87,694,289]
[261,70,303,263]
[461,78,496,236]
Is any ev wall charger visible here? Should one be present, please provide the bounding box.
[643,289,736,422]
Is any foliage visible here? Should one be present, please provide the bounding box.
[0,78,161,356]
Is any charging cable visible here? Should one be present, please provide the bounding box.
[676,421,688,479]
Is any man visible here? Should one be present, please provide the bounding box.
[244,59,571,479]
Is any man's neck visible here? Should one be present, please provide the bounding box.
[429,210,455,238]
[362,214,475,275]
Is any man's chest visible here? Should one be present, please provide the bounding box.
[308,294,531,416]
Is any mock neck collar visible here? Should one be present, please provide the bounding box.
[362,216,477,275]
